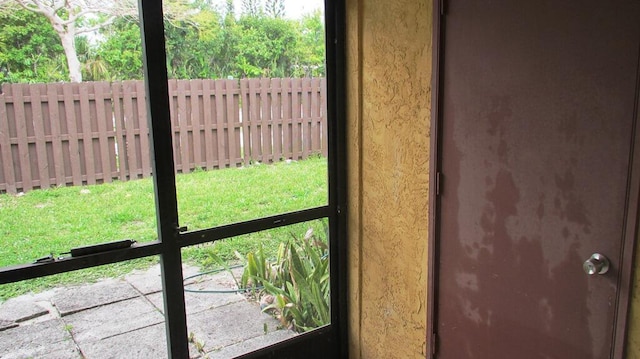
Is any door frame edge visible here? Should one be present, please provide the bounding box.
[427,0,443,357]
[613,47,640,359]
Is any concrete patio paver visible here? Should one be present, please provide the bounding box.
[0,318,81,359]
[205,329,294,359]
[64,297,165,343]
[187,300,288,353]
[52,279,140,316]
[0,295,49,322]
[0,264,297,358]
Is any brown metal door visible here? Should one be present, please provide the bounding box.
[435,1,640,358]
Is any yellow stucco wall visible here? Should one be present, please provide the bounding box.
[346,0,432,358]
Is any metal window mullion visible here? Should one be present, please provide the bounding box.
[325,0,349,356]
[137,0,189,357]
[178,206,330,247]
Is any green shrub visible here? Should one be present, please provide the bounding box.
[239,227,330,332]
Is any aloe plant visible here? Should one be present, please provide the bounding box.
[241,227,330,332]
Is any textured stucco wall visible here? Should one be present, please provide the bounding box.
[346,0,432,358]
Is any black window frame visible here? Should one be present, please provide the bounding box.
[0,0,348,358]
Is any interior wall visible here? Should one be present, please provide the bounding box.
[346,0,432,357]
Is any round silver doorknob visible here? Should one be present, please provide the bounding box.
[583,253,610,275]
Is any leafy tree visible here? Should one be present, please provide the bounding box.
[293,10,325,77]
[95,17,144,80]
[163,8,229,79]
[233,14,299,78]
[0,0,196,82]
[0,8,67,83]
[0,0,138,82]
[1,0,327,83]
[241,0,262,17]
[265,0,284,18]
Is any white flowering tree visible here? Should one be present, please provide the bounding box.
[0,0,191,82]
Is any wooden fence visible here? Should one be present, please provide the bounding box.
[0,78,327,193]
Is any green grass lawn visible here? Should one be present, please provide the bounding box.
[0,157,328,300]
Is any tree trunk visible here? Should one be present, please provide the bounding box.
[59,31,83,82]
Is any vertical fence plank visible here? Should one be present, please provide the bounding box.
[260,78,272,163]
[29,85,50,189]
[122,81,140,179]
[190,80,204,170]
[62,84,83,186]
[12,85,33,191]
[214,80,227,168]
[38,83,53,187]
[168,80,180,173]
[310,78,321,155]
[249,79,261,162]
[250,79,262,162]
[202,80,214,170]
[271,78,283,162]
[301,78,312,159]
[136,81,151,178]
[225,80,240,167]
[291,78,302,160]
[240,79,251,166]
[47,85,65,187]
[177,80,190,173]
[112,82,127,181]
[281,79,292,159]
[321,78,328,157]
[79,83,96,185]
[94,82,113,183]
[0,86,16,193]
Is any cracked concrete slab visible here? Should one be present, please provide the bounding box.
[0,319,18,332]
[124,264,205,295]
[186,301,285,351]
[64,297,164,344]
[77,322,204,359]
[146,288,243,315]
[0,295,49,322]
[205,328,296,358]
[0,319,80,359]
[124,267,163,295]
[52,278,140,316]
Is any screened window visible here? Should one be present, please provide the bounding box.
[0,0,346,357]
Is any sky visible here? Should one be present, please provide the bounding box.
[228,0,324,19]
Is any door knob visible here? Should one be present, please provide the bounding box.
[583,253,610,275]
